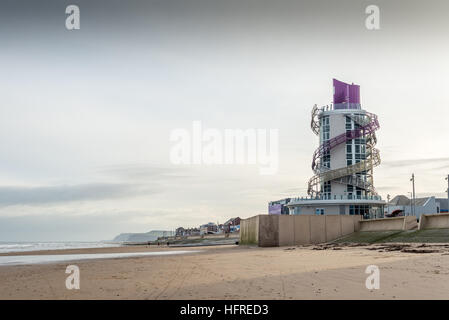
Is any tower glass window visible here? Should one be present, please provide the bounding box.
[321,181,331,199]
[349,205,370,219]
[320,115,331,169]
[320,116,330,142]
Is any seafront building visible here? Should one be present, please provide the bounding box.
[269,79,385,219]
[176,217,242,237]
[437,198,449,213]
[223,217,241,232]
[268,198,291,215]
[386,195,449,218]
[200,222,219,234]
[175,227,200,237]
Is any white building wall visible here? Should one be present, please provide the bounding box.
[418,197,438,218]
[329,112,346,139]
[325,111,359,199]
[331,184,347,198]
[331,143,346,170]
[290,205,345,215]
[386,197,439,218]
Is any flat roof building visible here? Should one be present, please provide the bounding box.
[268,198,291,215]
[436,198,449,213]
[386,195,448,218]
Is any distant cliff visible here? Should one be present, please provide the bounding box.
[112,230,174,243]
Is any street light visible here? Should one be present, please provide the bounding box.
[408,192,413,217]
[386,194,391,216]
[446,175,449,213]
[410,174,416,217]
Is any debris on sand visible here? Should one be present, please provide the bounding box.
[304,242,449,254]
[346,243,368,247]
[401,248,441,254]
[380,244,412,252]
[363,244,411,252]
[310,243,347,250]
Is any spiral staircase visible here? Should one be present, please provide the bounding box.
[307,104,381,197]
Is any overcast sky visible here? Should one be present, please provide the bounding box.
[0,0,449,241]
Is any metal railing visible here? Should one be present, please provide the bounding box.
[291,194,383,202]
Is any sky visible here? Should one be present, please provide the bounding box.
[0,0,449,241]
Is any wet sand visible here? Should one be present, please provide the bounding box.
[1,244,449,299]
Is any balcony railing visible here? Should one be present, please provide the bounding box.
[291,194,383,202]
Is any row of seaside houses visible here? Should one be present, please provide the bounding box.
[176,217,241,236]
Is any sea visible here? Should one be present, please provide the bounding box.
[0,242,197,266]
[0,241,121,254]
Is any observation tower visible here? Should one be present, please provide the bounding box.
[285,79,385,218]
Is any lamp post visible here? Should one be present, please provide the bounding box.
[408,192,413,217]
[410,174,416,217]
[446,175,449,213]
[387,194,390,216]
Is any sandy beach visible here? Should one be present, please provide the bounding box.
[1,244,449,299]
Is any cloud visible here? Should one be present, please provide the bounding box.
[96,164,193,182]
[373,186,397,192]
[0,212,140,242]
[0,183,157,207]
[381,157,449,169]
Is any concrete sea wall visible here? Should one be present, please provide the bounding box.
[419,213,449,230]
[240,215,424,247]
[240,214,361,247]
[359,216,418,231]
[240,215,259,245]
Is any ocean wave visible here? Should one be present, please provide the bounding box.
[0,242,120,253]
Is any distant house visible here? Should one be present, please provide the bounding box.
[200,222,218,235]
[175,227,200,237]
[186,227,200,236]
[223,217,241,233]
[386,195,444,219]
[175,227,185,236]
